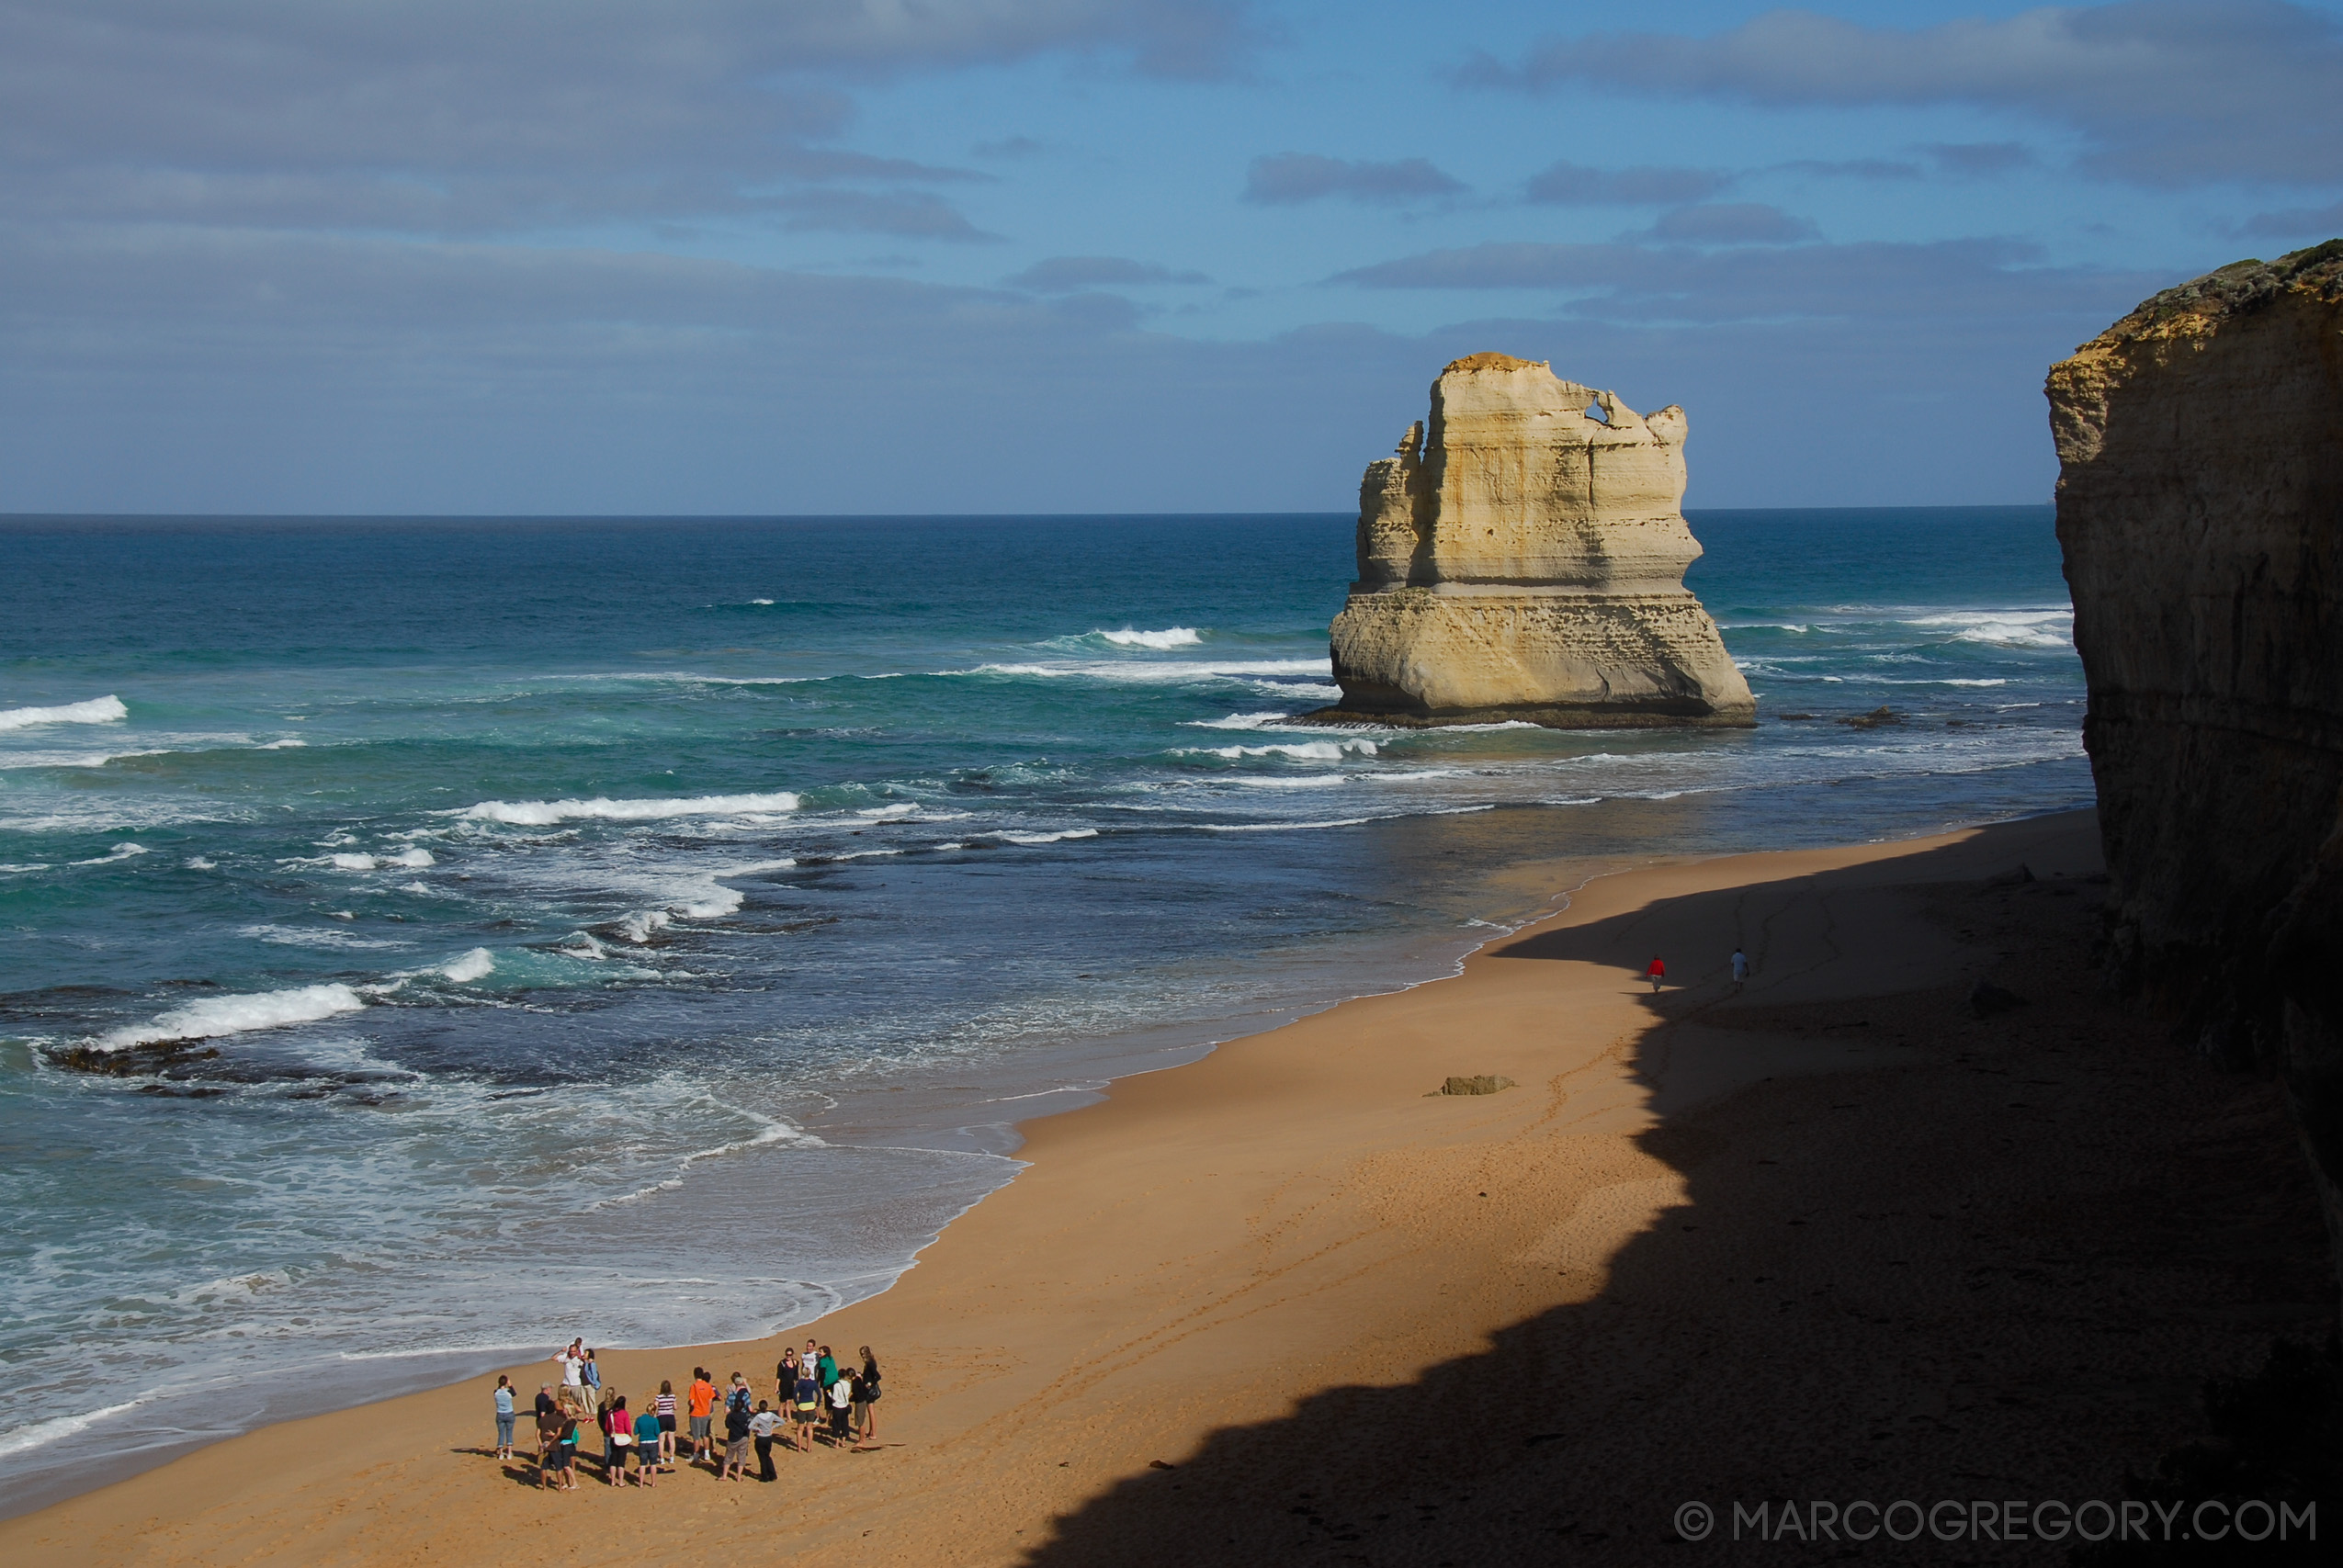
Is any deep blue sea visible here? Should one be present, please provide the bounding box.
[0,509,2086,1507]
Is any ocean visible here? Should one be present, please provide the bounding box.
[0,508,2087,1509]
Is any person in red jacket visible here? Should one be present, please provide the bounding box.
[1645,956,1666,993]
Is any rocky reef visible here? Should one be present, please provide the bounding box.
[2046,239,2343,1294]
[1312,353,1753,728]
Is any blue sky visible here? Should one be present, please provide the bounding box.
[4,0,2339,514]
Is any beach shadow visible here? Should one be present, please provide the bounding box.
[1013,818,2337,1564]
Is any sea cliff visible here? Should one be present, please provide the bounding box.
[2047,239,2343,1292]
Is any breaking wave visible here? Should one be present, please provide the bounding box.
[0,695,128,731]
[459,792,802,826]
[1097,626,1201,649]
[94,983,368,1052]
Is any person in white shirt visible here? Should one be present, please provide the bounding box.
[749,1401,782,1481]
[826,1371,855,1446]
[551,1338,589,1417]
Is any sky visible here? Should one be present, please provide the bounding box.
[4,0,2340,515]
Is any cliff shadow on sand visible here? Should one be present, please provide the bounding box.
[1016,817,2337,1565]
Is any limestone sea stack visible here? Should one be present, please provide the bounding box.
[1312,353,1753,728]
[2046,240,2343,1291]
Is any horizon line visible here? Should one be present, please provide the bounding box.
[0,502,2057,525]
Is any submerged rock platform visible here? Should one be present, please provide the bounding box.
[1306,352,1753,728]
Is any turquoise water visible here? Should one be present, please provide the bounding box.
[0,509,2084,1506]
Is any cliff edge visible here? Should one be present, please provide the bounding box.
[2047,240,2343,1294]
[1312,354,1754,728]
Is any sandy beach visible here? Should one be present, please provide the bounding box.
[6,807,2330,1565]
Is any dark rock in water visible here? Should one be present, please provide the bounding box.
[47,1040,221,1076]
[2046,238,2343,1299]
[1968,980,2028,1018]
[1839,706,1900,729]
[1436,1075,1516,1096]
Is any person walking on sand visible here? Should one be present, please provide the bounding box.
[686,1367,718,1467]
[854,1347,880,1442]
[1730,947,1749,988]
[1645,955,1666,993]
[653,1379,678,1470]
[492,1375,517,1461]
[633,1400,662,1486]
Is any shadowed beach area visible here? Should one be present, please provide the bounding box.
[6,807,2328,1565]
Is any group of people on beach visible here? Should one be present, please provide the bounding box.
[493,1337,883,1490]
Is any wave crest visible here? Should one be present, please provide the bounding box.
[460,792,801,826]
[1097,626,1201,649]
[0,695,128,731]
[95,983,368,1052]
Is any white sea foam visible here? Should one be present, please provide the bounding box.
[0,694,128,731]
[74,842,148,865]
[0,863,51,874]
[239,924,411,951]
[1190,739,1377,761]
[260,738,307,749]
[460,791,802,826]
[322,848,432,870]
[187,856,217,870]
[999,828,1100,845]
[964,659,1330,685]
[0,747,175,771]
[1896,608,2076,650]
[593,1111,812,1209]
[1187,805,1496,833]
[752,598,775,605]
[619,909,673,943]
[1097,626,1202,649]
[1229,774,1351,789]
[95,982,368,1052]
[0,1401,144,1458]
[1190,711,1299,730]
[443,948,496,982]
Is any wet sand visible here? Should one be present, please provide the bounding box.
[6,808,2330,1565]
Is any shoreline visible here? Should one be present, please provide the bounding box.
[0,828,1608,1521]
[16,803,2315,1567]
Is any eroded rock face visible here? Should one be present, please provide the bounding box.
[2046,240,2343,1292]
[1319,353,1754,728]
